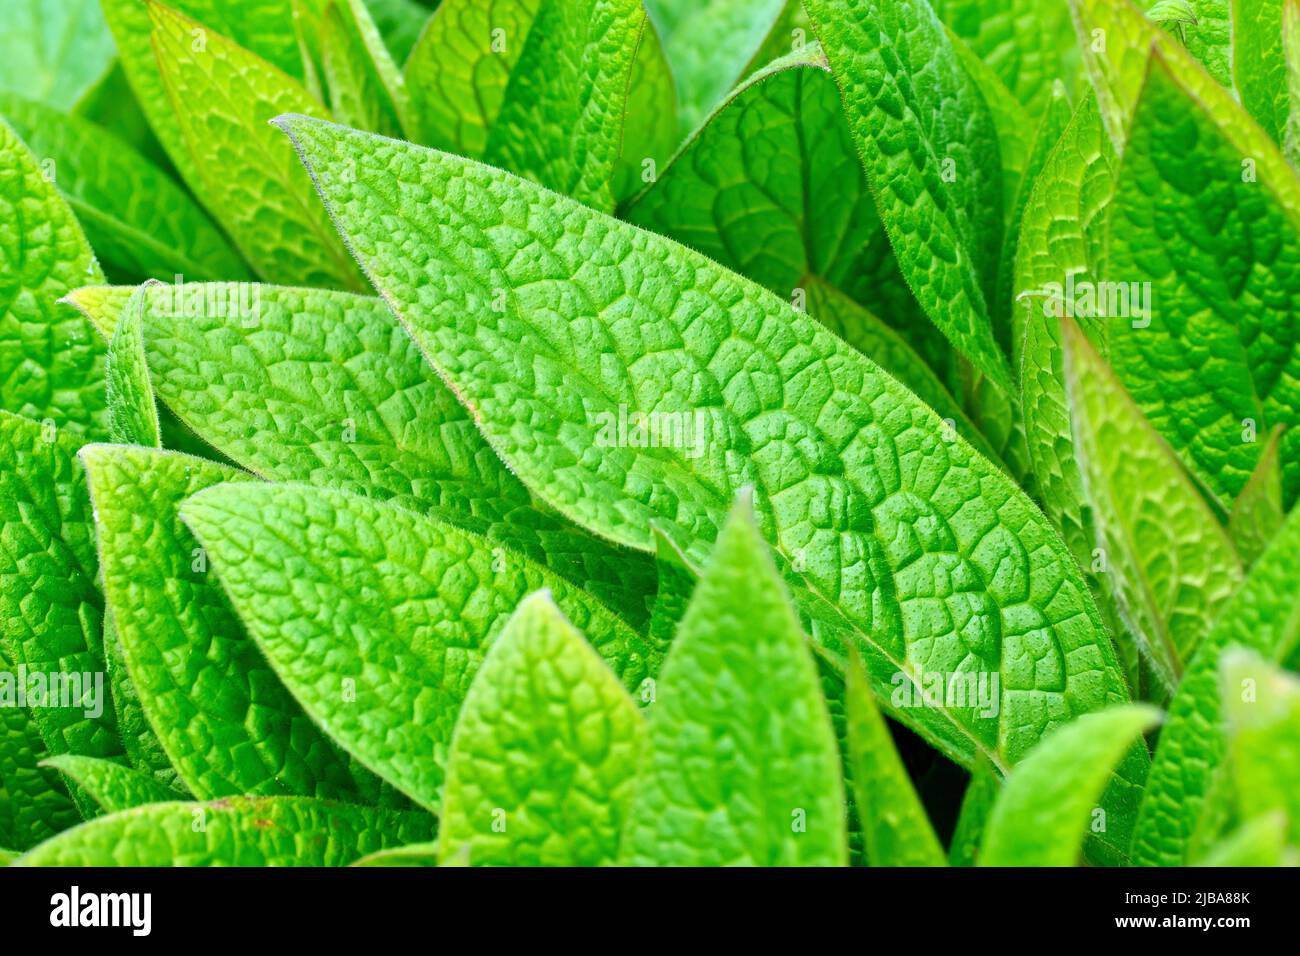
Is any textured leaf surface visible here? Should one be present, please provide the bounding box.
[350,841,439,866]
[181,482,655,813]
[104,287,161,447]
[81,445,385,804]
[980,705,1159,867]
[0,412,121,762]
[804,0,1008,387]
[1063,319,1242,697]
[280,116,1138,794]
[621,498,847,866]
[483,0,647,210]
[1221,650,1300,845]
[17,797,434,866]
[103,611,178,788]
[1131,505,1300,865]
[145,1,362,290]
[439,593,644,865]
[844,649,945,866]
[0,0,115,111]
[1229,425,1285,566]
[42,754,180,813]
[0,92,247,283]
[1235,0,1288,144]
[318,0,412,138]
[64,282,655,626]
[1103,51,1300,504]
[0,119,105,432]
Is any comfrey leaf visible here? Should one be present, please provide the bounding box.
[350,841,440,867]
[277,116,1139,810]
[979,705,1160,867]
[1220,650,1300,844]
[621,495,847,866]
[1228,425,1286,566]
[15,797,434,867]
[104,286,161,448]
[438,592,645,865]
[315,0,413,138]
[0,0,115,111]
[1194,812,1296,866]
[41,755,182,814]
[102,611,179,788]
[1234,0,1288,144]
[81,445,389,805]
[1130,504,1300,866]
[804,0,1009,387]
[947,757,1001,866]
[180,482,657,813]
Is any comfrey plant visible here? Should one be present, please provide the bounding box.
[0,0,1297,869]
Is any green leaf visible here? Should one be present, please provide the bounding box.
[947,757,1001,866]
[63,282,655,628]
[318,0,413,138]
[1221,649,1300,844]
[803,0,1009,388]
[1193,812,1295,866]
[141,0,362,289]
[1171,1,1233,87]
[1130,504,1300,866]
[41,755,181,813]
[621,495,847,866]
[932,0,1080,115]
[0,118,106,433]
[645,529,696,659]
[0,0,115,111]
[0,848,15,866]
[0,92,248,283]
[279,115,1138,792]
[1234,0,1288,144]
[179,482,657,813]
[483,0,649,210]
[0,650,80,851]
[843,648,945,866]
[979,704,1160,867]
[645,0,796,133]
[1284,0,1300,167]
[439,592,645,865]
[1229,425,1286,566]
[16,797,434,866]
[104,286,161,448]
[350,841,440,866]
[103,610,180,789]
[1013,95,1115,566]
[1102,49,1300,505]
[0,412,122,764]
[362,0,432,64]
[611,18,678,206]
[1062,318,1243,699]
[81,444,388,805]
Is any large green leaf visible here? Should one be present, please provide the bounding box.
[979,704,1159,867]
[621,496,847,866]
[803,0,1009,387]
[16,797,434,866]
[1063,318,1242,698]
[41,754,181,814]
[180,482,657,813]
[1102,49,1300,504]
[81,445,388,804]
[0,119,105,432]
[0,93,248,283]
[438,592,645,865]
[1130,504,1300,865]
[0,0,115,111]
[63,282,655,627]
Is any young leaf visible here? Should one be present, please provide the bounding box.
[278,115,1138,795]
[1103,49,1300,505]
[41,755,181,814]
[15,797,434,867]
[1234,0,1288,144]
[803,0,1009,387]
[438,592,645,865]
[611,19,678,206]
[63,282,655,627]
[979,705,1160,867]
[104,286,161,448]
[621,495,847,866]
[1221,650,1300,844]
[179,482,657,813]
[1062,318,1243,698]
[0,92,248,283]
[483,0,649,210]
[0,412,123,764]
[80,445,387,805]
[0,118,106,433]
[350,841,440,866]
[1228,425,1286,566]
[947,757,1001,866]
[0,0,115,111]
[317,0,413,138]
[843,649,946,866]
[1130,504,1300,866]
[143,0,363,290]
